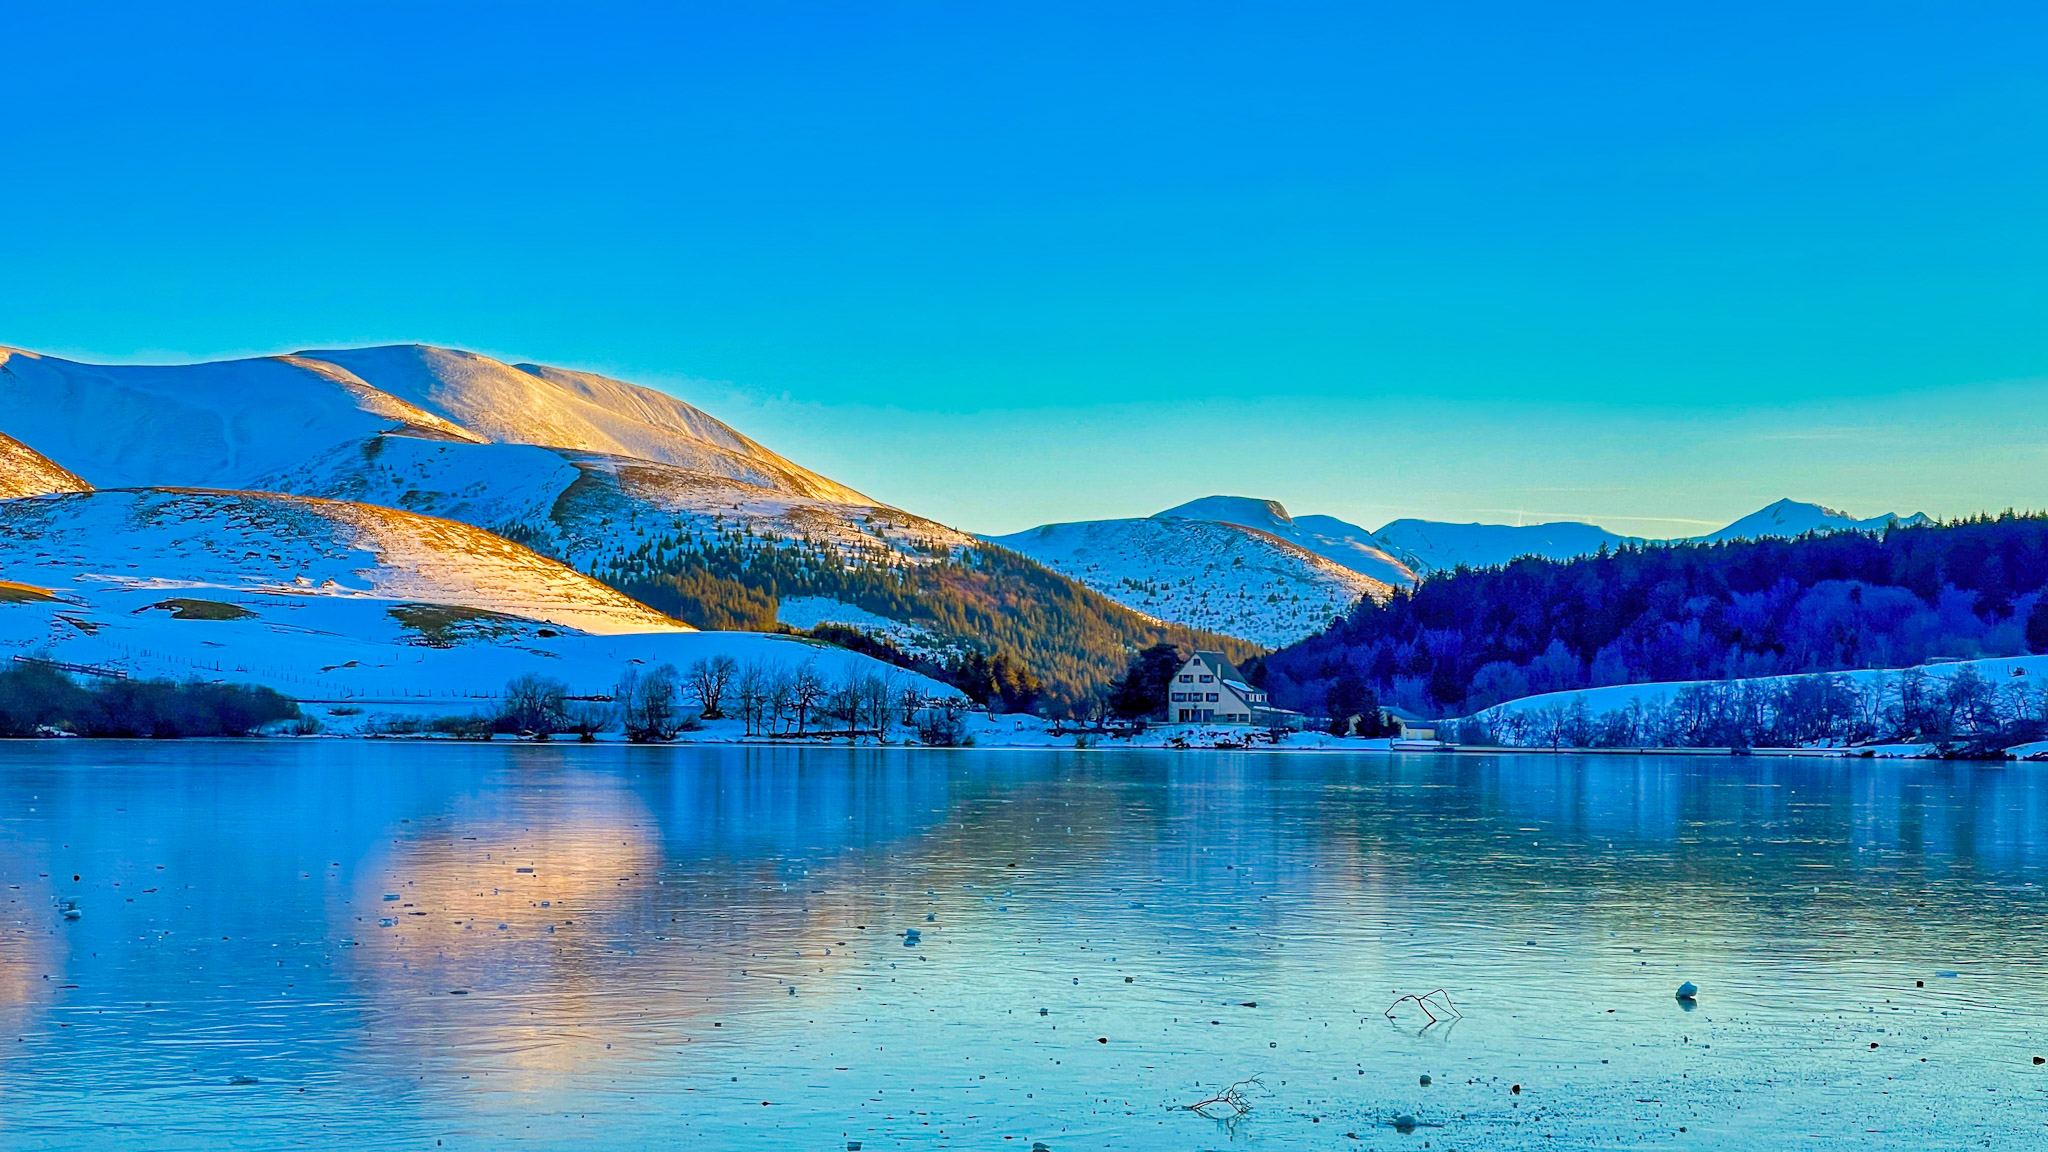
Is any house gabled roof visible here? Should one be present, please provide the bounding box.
[1192,649,1251,685]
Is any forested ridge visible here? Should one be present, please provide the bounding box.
[1255,512,2048,718]
[592,526,1258,713]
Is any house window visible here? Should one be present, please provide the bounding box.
[1207,693,1219,702]
[1179,675,1193,682]
[1199,675,1213,683]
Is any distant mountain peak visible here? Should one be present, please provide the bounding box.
[1705,499,1928,544]
[1154,495,1294,529]
[1760,496,1851,518]
[984,514,1391,647]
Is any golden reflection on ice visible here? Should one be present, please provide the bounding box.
[336,769,900,1094]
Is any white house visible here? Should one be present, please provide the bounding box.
[1165,650,1298,727]
[1380,706,1437,742]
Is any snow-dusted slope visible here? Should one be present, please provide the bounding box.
[248,431,974,574]
[984,515,1389,647]
[1373,519,1639,575]
[0,346,461,489]
[0,433,91,500]
[1701,498,1930,543]
[1465,651,2043,754]
[0,488,686,636]
[0,487,949,720]
[0,342,978,605]
[0,344,860,501]
[299,346,867,502]
[1153,496,1417,588]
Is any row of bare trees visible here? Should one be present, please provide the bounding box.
[609,657,967,743]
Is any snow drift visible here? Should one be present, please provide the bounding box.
[0,487,951,720]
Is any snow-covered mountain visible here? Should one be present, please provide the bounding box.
[1374,519,1641,575]
[1151,496,1416,588]
[1377,500,1931,574]
[0,345,855,496]
[0,343,1233,710]
[997,490,1939,636]
[0,343,977,619]
[0,486,941,719]
[1699,498,1931,544]
[0,345,904,547]
[984,514,1392,647]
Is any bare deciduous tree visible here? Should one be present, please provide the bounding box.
[765,668,794,736]
[790,663,825,736]
[825,669,863,738]
[501,674,568,738]
[686,655,738,720]
[619,662,683,741]
[734,660,770,736]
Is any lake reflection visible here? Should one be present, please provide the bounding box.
[1,743,2045,1150]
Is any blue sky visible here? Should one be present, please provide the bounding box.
[3,2,2044,535]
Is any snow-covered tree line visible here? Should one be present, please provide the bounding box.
[1454,664,2038,752]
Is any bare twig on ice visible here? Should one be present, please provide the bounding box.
[1175,1076,1263,1117]
[1383,988,1462,1025]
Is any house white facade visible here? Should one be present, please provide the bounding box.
[1166,649,1294,726]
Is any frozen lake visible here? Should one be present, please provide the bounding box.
[3,742,2045,1149]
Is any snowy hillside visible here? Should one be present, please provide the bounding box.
[0,488,949,722]
[248,431,976,578]
[1701,498,1930,543]
[0,433,91,500]
[1462,651,2045,755]
[0,488,686,636]
[984,515,1390,647]
[1152,496,1416,587]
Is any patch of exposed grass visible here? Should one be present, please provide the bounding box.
[142,598,256,621]
[388,603,524,646]
[0,580,57,603]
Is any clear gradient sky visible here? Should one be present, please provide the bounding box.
[4,3,2044,536]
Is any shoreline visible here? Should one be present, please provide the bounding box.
[0,730,2028,760]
